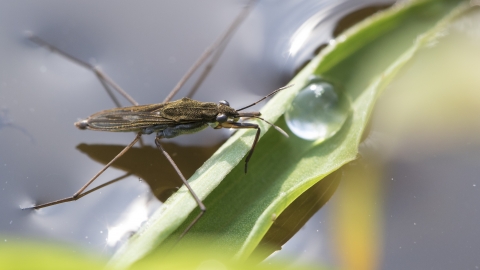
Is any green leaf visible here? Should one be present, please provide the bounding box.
[109,0,471,268]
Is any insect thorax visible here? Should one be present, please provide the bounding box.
[161,98,238,122]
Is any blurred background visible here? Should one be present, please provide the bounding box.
[2,0,480,269]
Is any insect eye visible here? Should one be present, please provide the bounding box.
[216,113,228,123]
[219,100,230,106]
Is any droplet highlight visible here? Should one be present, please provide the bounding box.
[285,76,350,141]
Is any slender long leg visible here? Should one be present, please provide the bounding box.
[74,172,132,199]
[220,122,261,173]
[27,33,139,107]
[23,133,142,210]
[185,0,258,99]
[155,137,206,238]
[27,33,145,148]
[165,0,258,102]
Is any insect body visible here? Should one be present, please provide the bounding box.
[76,98,246,137]
[75,88,289,173]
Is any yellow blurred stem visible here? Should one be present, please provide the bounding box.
[331,161,384,270]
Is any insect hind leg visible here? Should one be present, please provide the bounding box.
[24,133,142,210]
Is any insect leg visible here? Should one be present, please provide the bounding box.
[184,0,258,99]
[164,0,258,102]
[26,32,138,107]
[221,122,260,173]
[23,133,142,210]
[27,34,149,183]
[154,137,206,238]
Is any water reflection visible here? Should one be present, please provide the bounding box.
[76,141,224,203]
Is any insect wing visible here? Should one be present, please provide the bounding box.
[84,103,176,132]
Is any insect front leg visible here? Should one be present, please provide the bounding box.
[220,121,260,173]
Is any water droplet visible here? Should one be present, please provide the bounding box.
[285,76,350,141]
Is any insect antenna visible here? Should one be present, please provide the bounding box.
[252,116,289,138]
[236,84,294,112]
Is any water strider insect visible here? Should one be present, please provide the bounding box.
[24,0,291,237]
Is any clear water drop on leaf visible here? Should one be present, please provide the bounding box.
[285,76,350,141]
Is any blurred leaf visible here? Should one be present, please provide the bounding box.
[109,0,471,268]
[0,241,105,270]
[131,241,329,270]
[0,240,326,270]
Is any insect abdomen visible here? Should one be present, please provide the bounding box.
[76,113,170,132]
